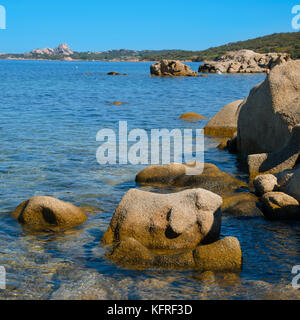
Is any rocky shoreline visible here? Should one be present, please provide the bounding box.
[9,56,300,276]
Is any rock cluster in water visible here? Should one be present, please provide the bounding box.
[150,60,198,77]
[204,59,300,222]
[199,50,290,74]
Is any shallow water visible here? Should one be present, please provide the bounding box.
[1,60,300,300]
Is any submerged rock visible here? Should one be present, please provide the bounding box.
[204,100,244,138]
[136,163,246,195]
[12,196,87,232]
[179,112,206,121]
[107,72,127,75]
[199,50,290,74]
[102,188,222,250]
[150,60,198,77]
[108,101,124,105]
[222,193,262,217]
[260,192,300,220]
[237,60,300,155]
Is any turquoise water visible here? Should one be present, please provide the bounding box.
[1,60,300,299]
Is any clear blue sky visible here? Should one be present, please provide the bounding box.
[0,0,298,53]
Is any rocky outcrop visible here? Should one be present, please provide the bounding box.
[204,100,244,137]
[247,125,300,180]
[54,44,73,56]
[199,50,290,74]
[31,47,55,55]
[29,44,73,56]
[102,188,223,250]
[179,112,206,121]
[103,188,242,271]
[135,163,246,195]
[12,196,87,232]
[260,192,300,220]
[237,60,300,155]
[150,60,198,77]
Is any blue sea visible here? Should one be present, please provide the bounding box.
[1,60,300,299]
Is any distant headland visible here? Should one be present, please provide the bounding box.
[1,31,300,62]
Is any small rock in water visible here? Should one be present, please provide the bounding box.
[135,162,246,195]
[108,101,124,105]
[150,60,198,77]
[179,112,206,121]
[12,196,87,232]
[253,174,278,196]
[107,72,127,75]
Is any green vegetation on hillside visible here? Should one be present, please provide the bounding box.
[2,31,300,62]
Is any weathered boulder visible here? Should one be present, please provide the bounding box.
[253,174,278,196]
[179,112,206,121]
[260,192,300,220]
[204,100,244,137]
[281,167,300,202]
[12,196,87,232]
[102,188,222,250]
[150,60,198,77]
[135,163,246,195]
[107,236,242,271]
[247,124,300,180]
[193,237,242,272]
[222,193,262,217]
[199,50,290,74]
[237,60,300,155]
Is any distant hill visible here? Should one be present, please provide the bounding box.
[1,31,300,62]
[194,31,300,61]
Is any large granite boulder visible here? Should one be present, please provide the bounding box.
[12,196,87,232]
[204,99,245,137]
[102,188,222,250]
[237,60,300,155]
[199,50,290,74]
[135,163,246,195]
[102,188,242,271]
[150,60,198,77]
